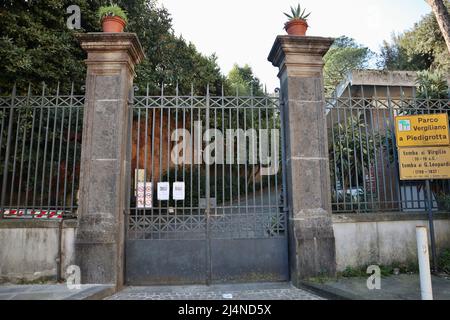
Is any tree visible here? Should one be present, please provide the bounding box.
[426,0,450,53]
[0,0,99,94]
[117,0,225,95]
[323,36,373,95]
[226,64,264,96]
[379,4,450,72]
[0,0,226,95]
[379,40,433,71]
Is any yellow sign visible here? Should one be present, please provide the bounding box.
[395,113,450,147]
[398,146,450,180]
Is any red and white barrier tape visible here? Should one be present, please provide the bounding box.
[1,209,64,219]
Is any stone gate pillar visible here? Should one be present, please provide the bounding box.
[268,36,336,284]
[75,33,145,288]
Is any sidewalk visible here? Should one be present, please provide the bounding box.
[0,282,322,300]
[0,284,115,300]
[106,282,323,300]
[302,274,450,300]
[3,275,449,300]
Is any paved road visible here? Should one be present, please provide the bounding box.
[106,282,323,300]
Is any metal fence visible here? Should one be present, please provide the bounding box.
[0,84,84,219]
[4,80,448,219]
[127,85,287,240]
[326,86,450,214]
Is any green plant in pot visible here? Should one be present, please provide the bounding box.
[284,4,311,36]
[98,4,128,33]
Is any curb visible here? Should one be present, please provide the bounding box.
[65,285,116,300]
[298,281,356,300]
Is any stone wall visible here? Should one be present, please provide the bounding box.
[1,214,449,281]
[333,213,450,271]
[0,220,76,283]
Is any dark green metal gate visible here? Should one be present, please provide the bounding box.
[125,85,289,285]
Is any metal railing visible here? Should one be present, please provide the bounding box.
[4,80,448,219]
[127,85,287,240]
[0,84,84,219]
[326,86,450,214]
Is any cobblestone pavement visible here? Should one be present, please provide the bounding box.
[106,282,324,300]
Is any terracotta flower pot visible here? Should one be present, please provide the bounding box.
[101,16,126,33]
[284,19,308,36]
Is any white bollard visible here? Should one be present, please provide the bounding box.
[416,226,433,300]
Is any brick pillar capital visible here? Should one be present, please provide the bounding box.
[76,33,145,75]
[268,36,334,78]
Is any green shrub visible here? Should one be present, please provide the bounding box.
[340,266,367,278]
[436,193,450,212]
[416,70,449,99]
[437,249,450,274]
[339,262,419,278]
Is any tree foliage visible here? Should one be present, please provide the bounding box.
[329,111,393,212]
[415,70,449,99]
[323,36,373,95]
[226,64,264,96]
[0,0,226,95]
[378,3,450,73]
[329,112,385,189]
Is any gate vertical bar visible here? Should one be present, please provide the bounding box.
[0,85,16,218]
[8,90,22,211]
[32,85,46,213]
[24,85,38,212]
[47,84,60,211]
[205,84,212,284]
[278,90,289,215]
[15,85,32,215]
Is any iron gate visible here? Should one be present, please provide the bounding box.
[125,86,289,285]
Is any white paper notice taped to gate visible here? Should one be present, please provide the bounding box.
[137,182,152,208]
[172,182,185,201]
[157,182,170,201]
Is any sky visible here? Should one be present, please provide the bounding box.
[159,0,431,92]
